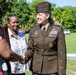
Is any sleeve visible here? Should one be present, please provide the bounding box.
[57,27,66,75]
[0,30,5,40]
[25,29,34,61]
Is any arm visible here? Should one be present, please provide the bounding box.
[20,29,34,64]
[0,39,24,61]
[58,27,66,75]
[24,29,34,61]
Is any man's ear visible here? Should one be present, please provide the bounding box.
[46,14,50,19]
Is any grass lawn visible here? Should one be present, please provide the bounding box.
[66,60,76,75]
[65,33,76,53]
[65,33,76,75]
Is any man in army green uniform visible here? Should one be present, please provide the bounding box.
[24,2,66,75]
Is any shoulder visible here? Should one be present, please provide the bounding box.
[53,24,62,27]
[30,24,39,32]
[53,24,63,33]
[53,24,62,29]
[31,24,39,30]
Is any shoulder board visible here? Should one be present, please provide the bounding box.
[31,24,39,29]
[53,24,64,30]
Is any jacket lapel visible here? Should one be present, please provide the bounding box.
[35,24,54,38]
[36,25,43,38]
[44,24,53,38]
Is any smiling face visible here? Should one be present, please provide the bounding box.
[8,16,19,32]
[36,12,50,25]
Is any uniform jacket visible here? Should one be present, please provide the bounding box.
[25,24,66,74]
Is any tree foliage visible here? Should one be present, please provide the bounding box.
[1,0,76,32]
[52,6,76,31]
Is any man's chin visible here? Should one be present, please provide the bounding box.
[37,22,42,24]
[13,29,17,32]
[13,27,19,30]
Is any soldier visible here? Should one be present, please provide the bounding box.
[23,2,66,75]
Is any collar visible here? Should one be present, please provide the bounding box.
[8,28,24,38]
[8,28,13,36]
[8,28,19,38]
[41,23,50,31]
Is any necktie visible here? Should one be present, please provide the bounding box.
[42,26,46,36]
[43,26,46,31]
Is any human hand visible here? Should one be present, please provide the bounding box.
[19,55,28,64]
[10,52,25,62]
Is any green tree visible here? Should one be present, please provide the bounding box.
[2,1,30,30]
[52,6,76,31]
[2,0,76,32]
[52,7,62,23]
[61,7,75,30]
[0,0,11,23]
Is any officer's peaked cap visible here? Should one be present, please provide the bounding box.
[35,2,51,13]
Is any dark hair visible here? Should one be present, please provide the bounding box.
[7,14,18,23]
[44,11,54,25]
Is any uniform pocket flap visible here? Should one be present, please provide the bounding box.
[48,56,57,61]
[32,35,39,38]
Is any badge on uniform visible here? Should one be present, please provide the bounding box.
[48,28,57,37]
[49,43,53,48]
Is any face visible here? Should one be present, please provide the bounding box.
[36,13,49,25]
[8,16,19,32]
